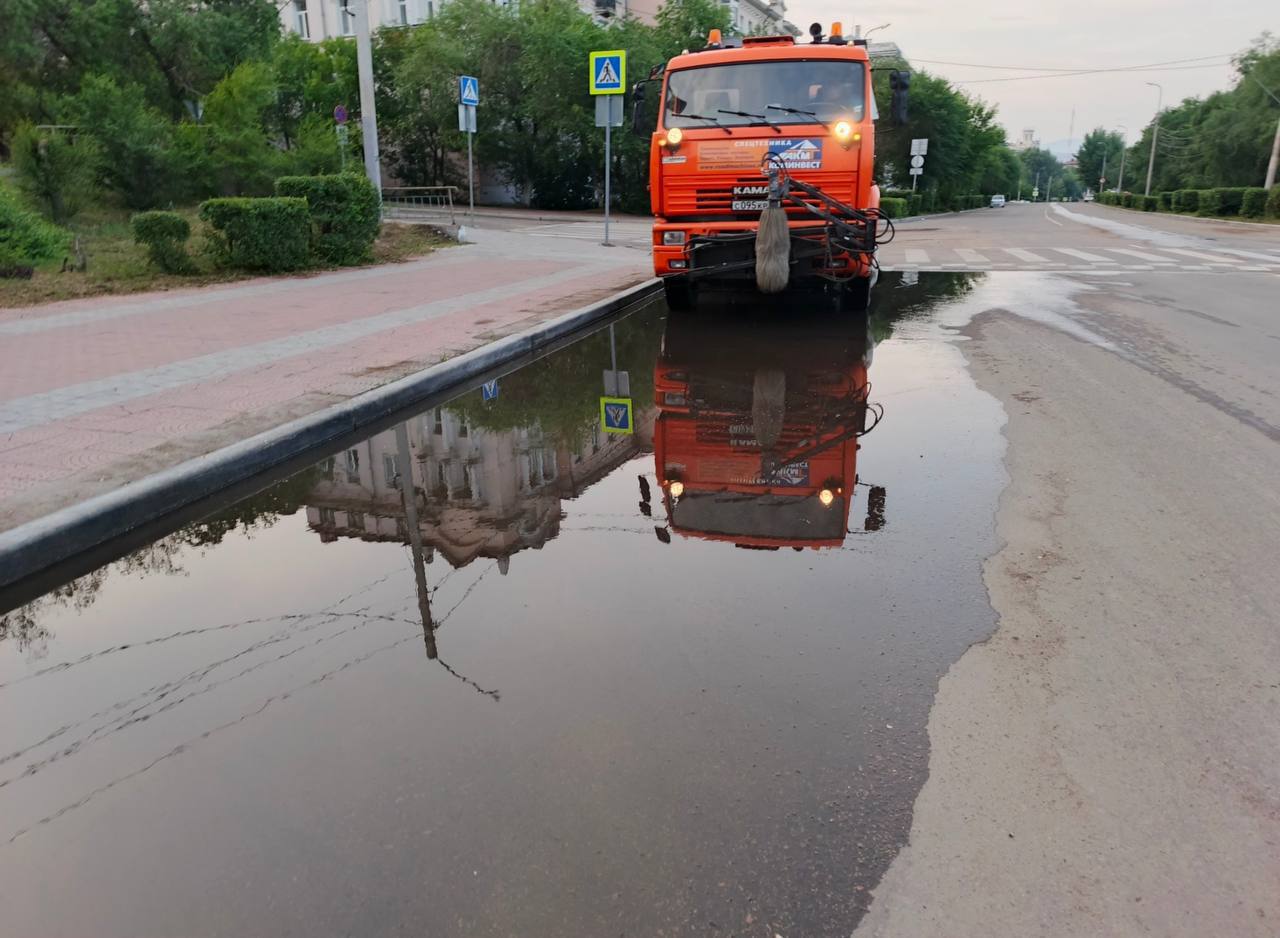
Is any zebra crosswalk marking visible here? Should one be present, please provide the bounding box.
[1109,247,1176,264]
[1212,247,1280,263]
[1004,248,1056,264]
[904,249,931,266]
[955,248,991,265]
[1158,248,1240,265]
[1054,248,1116,263]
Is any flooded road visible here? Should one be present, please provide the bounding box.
[0,274,1006,937]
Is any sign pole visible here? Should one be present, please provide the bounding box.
[467,128,475,220]
[604,121,612,246]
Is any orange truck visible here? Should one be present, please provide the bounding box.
[650,311,882,551]
[631,24,909,309]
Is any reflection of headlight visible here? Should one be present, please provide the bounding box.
[833,120,853,141]
[669,481,685,498]
[667,127,684,145]
[663,391,687,406]
[818,488,835,507]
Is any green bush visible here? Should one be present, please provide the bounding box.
[909,192,923,215]
[1240,188,1267,218]
[1120,192,1135,208]
[1174,189,1199,213]
[1157,192,1174,212]
[1137,195,1159,212]
[198,197,311,271]
[1267,187,1280,219]
[0,185,70,273]
[131,211,193,273]
[879,197,909,219]
[1197,189,1221,216]
[1212,187,1246,216]
[274,173,381,264]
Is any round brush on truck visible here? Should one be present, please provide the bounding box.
[631,23,910,310]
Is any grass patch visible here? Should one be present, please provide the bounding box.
[0,202,454,309]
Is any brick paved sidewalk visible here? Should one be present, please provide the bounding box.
[0,222,651,532]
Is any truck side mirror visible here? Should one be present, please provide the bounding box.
[631,82,649,137]
[889,70,910,126]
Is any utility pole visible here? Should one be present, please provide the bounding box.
[353,0,382,195]
[1100,149,1108,193]
[1144,82,1162,197]
[1266,113,1280,189]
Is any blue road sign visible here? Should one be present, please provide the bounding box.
[600,396,633,434]
[589,51,626,95]
[333,104,348,125]
[459,75,480,106]
[481,379,499,401]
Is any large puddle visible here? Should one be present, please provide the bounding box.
[1,273,1006,937]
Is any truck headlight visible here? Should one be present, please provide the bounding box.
[667,127,684,146]
[819,488,835,507]
[669,481,685,498]
[663,231,686,245]
[833,120,854,144]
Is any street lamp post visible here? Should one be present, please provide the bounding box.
[1144,82,1162,197]
[1115,125,1127,193]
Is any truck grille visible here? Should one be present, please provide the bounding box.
[665,172,857,218]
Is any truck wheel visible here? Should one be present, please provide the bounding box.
[843,276,872,312]
[663,276,696,311]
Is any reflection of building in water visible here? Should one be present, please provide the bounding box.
[305,406,654,569]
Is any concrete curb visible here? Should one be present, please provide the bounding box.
[0,277,662,596]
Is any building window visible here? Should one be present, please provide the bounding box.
[427,0,434,17]
[466,464,483,502]
[432,409,444,435]
[457,418,469,438]
[345,448,360,483]
[319,507,336,525]
[340,0,354,36]
[348,510,365,531]
[398,0,411,24]
[294,0,310,38]
[383,453,401,486]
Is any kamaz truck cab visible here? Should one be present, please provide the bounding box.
[633,24,908,310]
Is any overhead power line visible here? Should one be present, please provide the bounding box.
[955,62,1233,85]
[913,53,1235,72]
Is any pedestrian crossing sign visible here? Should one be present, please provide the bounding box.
[600,396,633,434]
[459,75,479,106]
[590,50,626,95]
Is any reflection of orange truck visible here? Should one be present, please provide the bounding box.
[631,24,909,308]
[652,314,878,550]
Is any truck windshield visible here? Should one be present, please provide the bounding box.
[664,60,865,128]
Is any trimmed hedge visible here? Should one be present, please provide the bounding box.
[1241,187,1267,218]
[1197,189,1221,216]
[0,184,69,274]
[1120,192,1135,208]
[1268,186,1280,219]
[1212,187,1246,216]
[274,173,380,265]
[1136,195,1159,212]
[879,197,909,219]
[1173,189,1199,213]
[1157,191,1174,212]
[198,197,310,271]
[131,211,192,273]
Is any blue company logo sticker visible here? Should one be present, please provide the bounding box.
[768,138,823,169]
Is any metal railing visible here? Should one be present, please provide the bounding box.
[381,186,458,224]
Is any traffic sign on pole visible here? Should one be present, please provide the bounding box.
[333,104,348,125]
[600,397,634,434]
[910,137,929,156]
[459,75,480,106]
[589,51,626,95]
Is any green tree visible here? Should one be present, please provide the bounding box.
[0,183,70,269]
[198,61,285,196]
[1074,128,1124,193]
[10,123,100,223]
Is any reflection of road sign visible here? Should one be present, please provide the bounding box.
[1032,187,1039,199]
[600,396,633,434]
[481,380,499,401]
[590,50,626,95]
[910,154,924,168]
[910,137,929,156]
[908,167,923,175]
[333,104,348,125]
[459,75,479,106]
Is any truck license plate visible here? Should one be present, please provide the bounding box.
[731,200,767,212]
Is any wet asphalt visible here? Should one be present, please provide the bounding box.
[0,274,1007,937]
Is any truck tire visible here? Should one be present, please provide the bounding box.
[663,276,696,311]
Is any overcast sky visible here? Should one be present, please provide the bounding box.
[788,0,1271,154]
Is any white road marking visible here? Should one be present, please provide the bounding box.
[1053,248,1116,263]
[955,248,991,265]
[1211,247,1280,263]
[1043,207,1064,227]
[1158,248,1241,266]
[905,249,931,265]
[1004,248,1058,264]
[1108,247,1177,264]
